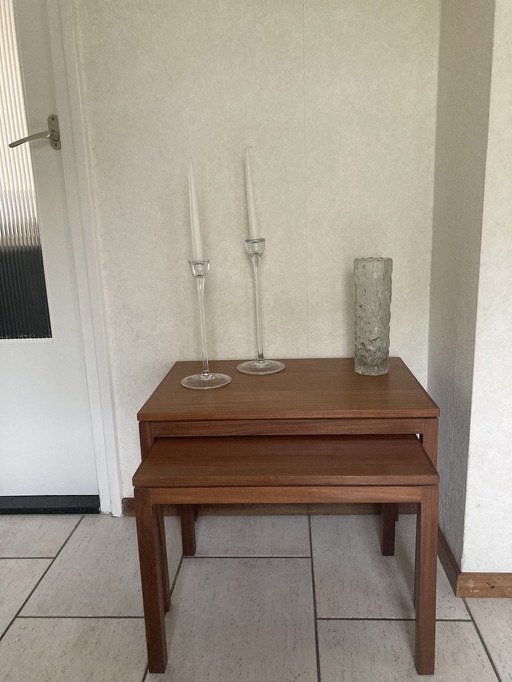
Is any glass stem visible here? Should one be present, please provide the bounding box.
[251,254,265,362]
[195,277,211,377]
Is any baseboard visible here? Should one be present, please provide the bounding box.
[0,495,100,514]
[438,528,512,598]
[437,527,460,594]
[457,573,512,598]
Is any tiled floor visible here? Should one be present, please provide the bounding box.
[0,513,510,682]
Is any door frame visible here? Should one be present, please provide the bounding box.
[41,0,122,515]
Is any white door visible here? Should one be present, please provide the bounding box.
[0,0,99,500]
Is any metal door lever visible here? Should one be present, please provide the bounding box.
[9,114,61,150]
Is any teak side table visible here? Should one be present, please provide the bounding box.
[135,357,440,674]
[138,358,439,554]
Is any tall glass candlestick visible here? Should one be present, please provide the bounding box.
[181,259,231,389]
[237,238,285,375]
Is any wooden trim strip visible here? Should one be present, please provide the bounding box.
[437,527,460,596]
[438,528,512,598]
[457,573,512,598]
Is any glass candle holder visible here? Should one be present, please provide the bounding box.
[237,238,285,375]
[354,257,393,376]
[181,259,231,389]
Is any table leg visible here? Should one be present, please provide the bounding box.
[381,503,399,555]
[414,486,438,675]
[420,419,438,466]
[179,504,197,556]
[155,506,171,612]
[135,488,168,673]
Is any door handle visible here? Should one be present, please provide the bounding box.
[9,114,61,150]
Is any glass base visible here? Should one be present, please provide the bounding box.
[181,372,232,389]
[236,359,285,375]
[354,360,389,376]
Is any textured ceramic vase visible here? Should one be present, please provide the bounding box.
[354,257,393,375]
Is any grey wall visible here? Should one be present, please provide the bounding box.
[463,0,512,572]
[428,0,494,565]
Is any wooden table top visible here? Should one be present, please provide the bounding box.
[138,358,439,422]
[133,435,439,487]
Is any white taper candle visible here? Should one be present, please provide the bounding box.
[188,161,204,259]
[245,147,259,239]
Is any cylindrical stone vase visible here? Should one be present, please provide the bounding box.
[354,257,393,376]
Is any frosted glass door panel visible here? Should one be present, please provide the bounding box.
[0,0,51,339]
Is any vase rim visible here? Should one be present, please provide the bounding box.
[354,256,392,262]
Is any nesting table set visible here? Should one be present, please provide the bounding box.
[133,357,440,674]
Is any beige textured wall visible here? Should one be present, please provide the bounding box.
[428,0,494,565]
[74,0,440,495]
[463,0,512,572]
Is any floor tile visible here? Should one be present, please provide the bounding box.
[0,617,147,682]
[0,559,51,636]
[318,620,499,681]
[0,515,80,557]
[21,515,181,617]
[147,557,317,681]
[466,598,512,681]
[311,514,468,619]
[195,515,310,556]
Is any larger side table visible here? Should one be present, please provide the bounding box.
[135,357,440,675]
[137,357,439,555]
